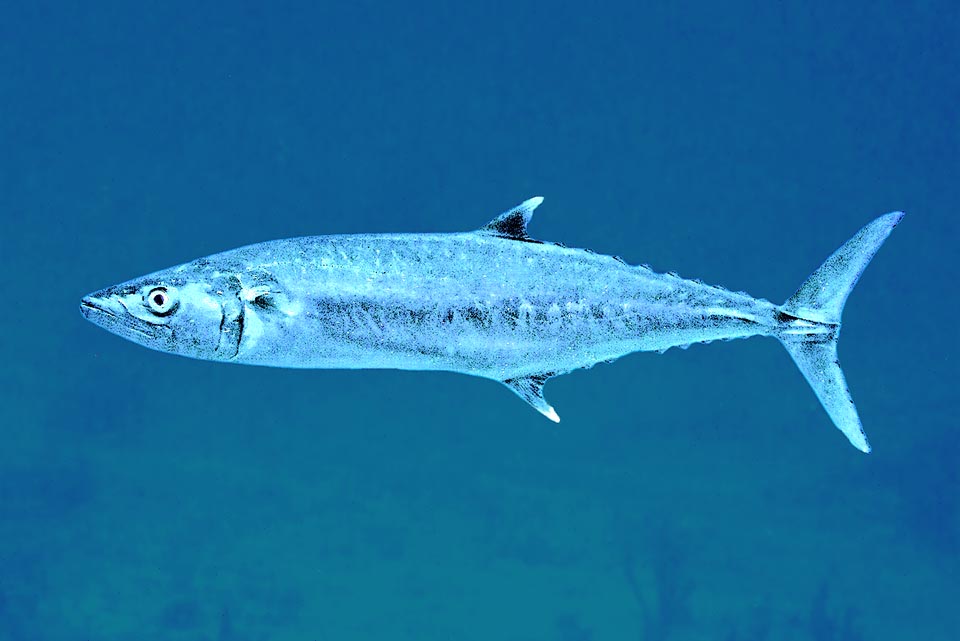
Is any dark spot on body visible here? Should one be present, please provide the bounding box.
[405,308,429,324]
[464,305,491,328]
[502,304,521,329]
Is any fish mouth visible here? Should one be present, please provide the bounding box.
[80,294,163,341]
[80,296,117,320]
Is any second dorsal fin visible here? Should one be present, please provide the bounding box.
[479,196,544,241]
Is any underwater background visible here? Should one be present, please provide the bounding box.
[1,2,957,640]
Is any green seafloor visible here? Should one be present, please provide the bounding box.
[0,2,957,640]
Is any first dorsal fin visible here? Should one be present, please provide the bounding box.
[479,196,544,241]
[503,372,560,422]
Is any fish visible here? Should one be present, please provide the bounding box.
[80,197,904,452]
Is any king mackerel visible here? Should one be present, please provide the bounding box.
[81,197,903,452]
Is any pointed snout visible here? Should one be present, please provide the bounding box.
[79,293,123,326]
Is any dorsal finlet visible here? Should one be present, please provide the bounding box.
[479,196,544,241]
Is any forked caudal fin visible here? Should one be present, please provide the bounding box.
[778,211,905,453]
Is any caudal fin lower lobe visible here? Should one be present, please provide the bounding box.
[778,212,904,453]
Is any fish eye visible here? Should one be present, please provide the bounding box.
[145,286,178,315]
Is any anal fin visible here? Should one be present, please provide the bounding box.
[503,373,560,422]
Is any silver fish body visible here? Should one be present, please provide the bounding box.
[81,198,903,451]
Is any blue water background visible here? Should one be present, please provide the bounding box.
[1,3,957,639]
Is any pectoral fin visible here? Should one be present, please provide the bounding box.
[503,373,559,422]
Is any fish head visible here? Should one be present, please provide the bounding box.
[80,261,245,362]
